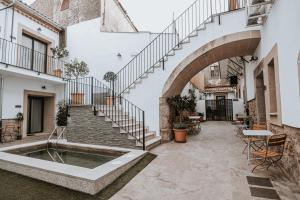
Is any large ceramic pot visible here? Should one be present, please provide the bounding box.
[106,96,114,105]
[53,69,62,78]
[173,129,187,143]
[71,93,84,105]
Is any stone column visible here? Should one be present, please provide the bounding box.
[159,97,174,143]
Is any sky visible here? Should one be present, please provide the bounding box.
[22,0,196,32]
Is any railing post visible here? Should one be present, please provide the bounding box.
[91,77,94,105]
[142,111,145,151]
[210,0,213,17]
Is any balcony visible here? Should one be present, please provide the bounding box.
[0,38,65,79]
[205,78,231,88]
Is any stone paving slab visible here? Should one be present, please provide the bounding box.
[110,122,299,200]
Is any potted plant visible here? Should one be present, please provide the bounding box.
[167,95,190,143]
[16,112,24,140]
[65,59,89,105]
[199,112,204,122]
[187,88,197,116]
[51,46,69,78]
[103,71,117,105]
[56,103,68,127]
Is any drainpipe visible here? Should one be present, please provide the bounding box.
[10,1,15,42]
[0,75,3,121]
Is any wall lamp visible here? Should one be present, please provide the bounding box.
[250,56,258,62]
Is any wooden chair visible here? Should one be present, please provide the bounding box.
[252,134,287,172]
[1,124,17,143]
[242,123,267,154]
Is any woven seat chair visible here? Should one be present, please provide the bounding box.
[252,134,287,172]
[242,123,267,153]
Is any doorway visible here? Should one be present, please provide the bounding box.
[27,97,44,134]
[206,98,233,121]
[255,72,266,123]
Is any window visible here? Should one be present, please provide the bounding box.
[210,65,220,78]
[268,59,277,113]
[22,33,48,73]
[61,0,70,11]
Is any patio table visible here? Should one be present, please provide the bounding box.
[242,130,273,164]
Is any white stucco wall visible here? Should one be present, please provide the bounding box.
[248,0,300,128]
[0,3,60,46]
[245,61,257,101]
[123,10,258,133]
[67,18,158,81]
[1,73,64,119]
[0,3,65,121]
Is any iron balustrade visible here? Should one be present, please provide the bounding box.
[113,0,245,95]
[0,38,65,77]
[65,77,146,150]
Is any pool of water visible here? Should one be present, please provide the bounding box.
[18,148,118,169]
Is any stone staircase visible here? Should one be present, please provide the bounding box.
[121,18,213,95]
[66,105,161,150]
[96,105,161,150]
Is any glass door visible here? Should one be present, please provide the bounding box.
[21,34,47,73]
[27,97,44,134]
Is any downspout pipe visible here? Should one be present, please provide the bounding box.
[10,2,15,42]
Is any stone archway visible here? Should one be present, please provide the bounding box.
[159,30,261,141]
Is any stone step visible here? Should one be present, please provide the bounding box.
[145,136,162,150]
[136,136,162,150]
[167,50,175,56]
[105,117,134,123]
[120,127,149,134]
[128,131,155,141]
[97,110,127,116]
[188,31,198,38]
[117,122,143,128]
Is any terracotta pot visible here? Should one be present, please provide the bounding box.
[71,93,84,105]
[173,129,187,143]
[199,116,204,122]
[106,96,114,105]
[229,0,237,10]
[53,69,62,78]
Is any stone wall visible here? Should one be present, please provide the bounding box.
[1,119,21,142]
[270,123,300,184]
[247,99,257,124]
[66,106,136,149]
[31,0,101,27]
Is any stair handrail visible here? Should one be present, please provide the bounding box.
[65,77,146,150]
[113,0,245,95]
[55,127,66,147]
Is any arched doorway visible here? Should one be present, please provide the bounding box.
[159,30,261,141]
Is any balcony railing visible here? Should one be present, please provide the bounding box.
[0,38,65,78]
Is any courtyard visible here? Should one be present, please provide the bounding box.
[0,122,299,200]
[111,122,299,200]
